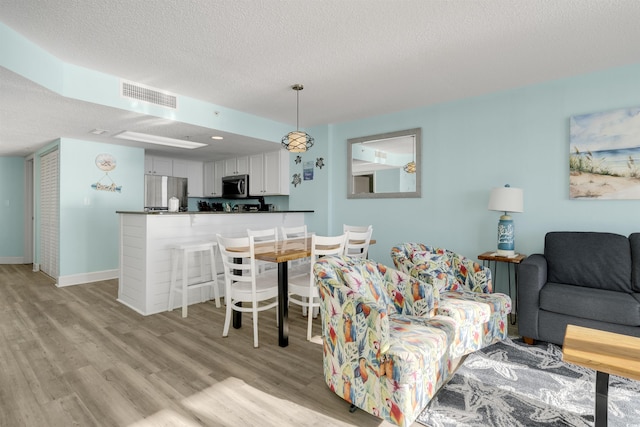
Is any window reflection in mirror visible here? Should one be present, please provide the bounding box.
[347,128,421,199]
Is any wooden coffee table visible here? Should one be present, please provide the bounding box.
[562,324,640,427]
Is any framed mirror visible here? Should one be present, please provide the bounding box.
[347,128,421,199]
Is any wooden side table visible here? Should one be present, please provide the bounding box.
[477,251,526,325]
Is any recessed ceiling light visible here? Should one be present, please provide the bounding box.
[90,128,108,135]
[113,131,207,149]
[211,136,224,140]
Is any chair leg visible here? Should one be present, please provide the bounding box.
[253,305,259,348]
[222,287,232,337]
[199,250,206,303]
[168,248,179,312]
[181,250,189,318]
[306,301,314,341]
[209,246,221,308]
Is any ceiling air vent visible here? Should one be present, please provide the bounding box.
[374,150,387,159]
[121,81,177,109]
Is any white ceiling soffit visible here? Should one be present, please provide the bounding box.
[2,0,640,158]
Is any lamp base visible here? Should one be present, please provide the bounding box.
[496,214,515,257]
[496,249,515,257]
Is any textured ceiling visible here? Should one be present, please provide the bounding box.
[2,0,640,159]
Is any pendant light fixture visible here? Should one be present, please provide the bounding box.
[281,84,314,152]
[403,135,416,173]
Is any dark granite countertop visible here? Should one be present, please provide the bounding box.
[116,210,313,215]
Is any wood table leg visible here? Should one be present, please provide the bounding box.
[232,257,242,329]
[595,371,609,427]
[278,261,289,347]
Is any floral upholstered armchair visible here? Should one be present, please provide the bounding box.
[313,256,460,427]
[391,242,511,355]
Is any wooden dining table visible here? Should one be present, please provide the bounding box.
[253,237,311,347]
[230,236,374,347]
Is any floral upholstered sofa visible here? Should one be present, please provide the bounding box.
[391,243,512,354]
[313,252,511,427]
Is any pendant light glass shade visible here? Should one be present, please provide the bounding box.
[282,84,314,152]
[283,130,314,152]
[403,161,416,173]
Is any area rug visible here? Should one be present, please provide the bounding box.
[417,338,640,427]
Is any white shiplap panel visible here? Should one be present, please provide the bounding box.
[119,212,305,315]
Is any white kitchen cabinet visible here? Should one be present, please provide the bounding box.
[204,160,225,197]
[186,161,204,197]
[249,150,290,196]
[204,162,215,197]
[264,150,289,195]
[145,156,173,175]
[249,153,265,196]
[223,156,249,176]
[170,160,204,197]
[237,156,249,175]
[171,159,188,177]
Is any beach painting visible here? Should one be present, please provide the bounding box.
[569,106,640,199]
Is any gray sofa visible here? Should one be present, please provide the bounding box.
[519,231,640,345]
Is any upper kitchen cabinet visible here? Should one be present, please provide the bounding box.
[203,160,225,197]
[249,150,290,196]
[173,160,204,197]
[145,156,173,176]
[224,156,249,176]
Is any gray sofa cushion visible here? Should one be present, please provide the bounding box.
[630,233,640,292]
[540,282,640,326]
[545,231,632,293]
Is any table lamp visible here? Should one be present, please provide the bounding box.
[488,184,524,256]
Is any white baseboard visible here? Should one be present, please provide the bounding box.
[0,257,25,264]
[57,269,119,287]
[116,298,148,316]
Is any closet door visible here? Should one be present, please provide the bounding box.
[40,149,59,280]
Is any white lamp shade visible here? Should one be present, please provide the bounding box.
[488,186,524,213]
[287,131,308,152]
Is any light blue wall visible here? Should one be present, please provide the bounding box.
[57,139,144,276]
[288,124,332,234]
[0,157,25,258]
[0,21,291,148]
[4,17,640,285]
[328,64,640,268]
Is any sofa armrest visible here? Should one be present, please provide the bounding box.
[382,267,439,317]
[315,259,391,353]
[457,258,493,293]
[518,254,548,340]
[390,243,426,272]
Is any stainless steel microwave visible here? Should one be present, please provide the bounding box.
[222,174,249,198]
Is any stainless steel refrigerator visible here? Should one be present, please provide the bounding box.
[144,175,188,210]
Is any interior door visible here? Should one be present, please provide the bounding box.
[39,149,59,280]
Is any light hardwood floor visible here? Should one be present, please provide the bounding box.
[0,264,401,427]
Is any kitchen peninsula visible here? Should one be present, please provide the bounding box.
[117,210,312,315]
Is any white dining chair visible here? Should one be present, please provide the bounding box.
[280,224,307,240]
[247,227,279,273]
[288,233,347,341]
[280,224,309,277]
[217,234,279,348]
[343,224,372,233]
[344,226,373,259]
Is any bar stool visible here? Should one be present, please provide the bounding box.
[168,241,221,317]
